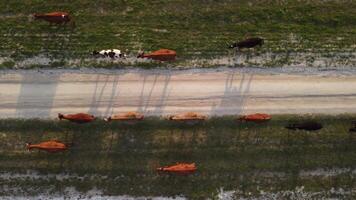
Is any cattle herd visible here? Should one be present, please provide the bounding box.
[32,11,264,62]
[29,110,351,174]
[26,11,354,174]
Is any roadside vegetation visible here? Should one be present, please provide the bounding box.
[1,114,356,198]
[0,0,355,68]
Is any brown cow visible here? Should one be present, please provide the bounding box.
[58,113,95,123]
[26,140,68,153]
[238,113,271,122]
[229,37,264,49]
[137,49,176,61]
[104,112,144,122]
[33,12,71,25]
[168,112,207,122]
[157,163,197,175]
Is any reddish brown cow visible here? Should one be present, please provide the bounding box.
[58,113,95,123]
[238,113,271,122]
[26,140,68,153]
[157,163,197,175]
[33,12,71,25]
[137,49,176,61]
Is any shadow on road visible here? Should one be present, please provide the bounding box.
[210,72,253,116]
[16,73,60,118]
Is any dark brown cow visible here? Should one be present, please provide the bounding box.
[33,12,71,25]
[286,121,323,131]
[229,37,264,49]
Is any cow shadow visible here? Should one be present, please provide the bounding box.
[136,72,171,116]
[210,72,253,116]
[88,74,120,117]
[16,72,60,118]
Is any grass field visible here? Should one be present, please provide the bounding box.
[1,115,356,198]
[0,0,355,68]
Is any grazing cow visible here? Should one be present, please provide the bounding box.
[238,113,271,122]
[286,121,323,131]
[33,12,71,25]
[104,112,144,122]
[229,37,264,49]
[157,163,197,175]
[137,49,176,61]
[92,49,126,59]
[168,112,207,122]
[58,113,95,123]
[26,140,68,153]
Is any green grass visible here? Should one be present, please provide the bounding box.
[0,115,356,198]
[0,0,355,68]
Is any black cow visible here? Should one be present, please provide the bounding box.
[229,37,264,49]
[349,121,356,132]
[286,121,323,131]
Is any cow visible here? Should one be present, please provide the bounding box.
[157,163,197,175]
[33,12,71,25]
[104,112,144,122]
[168,112,207,122]
[228,37,264,49]
[238,113,271,122]
[286,121,323,131]
[58,113,95,123]
[92,49,126,59]
[26,140,68,153]
[137,49,176,61]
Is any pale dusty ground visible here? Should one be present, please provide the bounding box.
[0,68,356,118]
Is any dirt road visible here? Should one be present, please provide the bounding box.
[0,69,355,118]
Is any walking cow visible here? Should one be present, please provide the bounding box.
[33,12,72,25]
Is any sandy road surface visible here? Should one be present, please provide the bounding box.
[0,69,355,118]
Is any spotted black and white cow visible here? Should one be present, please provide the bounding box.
[92,49,126,59]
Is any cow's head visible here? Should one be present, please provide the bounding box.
[32,13,41,20]
[228,43,237,49]
[26,142,32,151]
[137,51,145,58]
[92,50,100,55]
[260,39,264,45]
